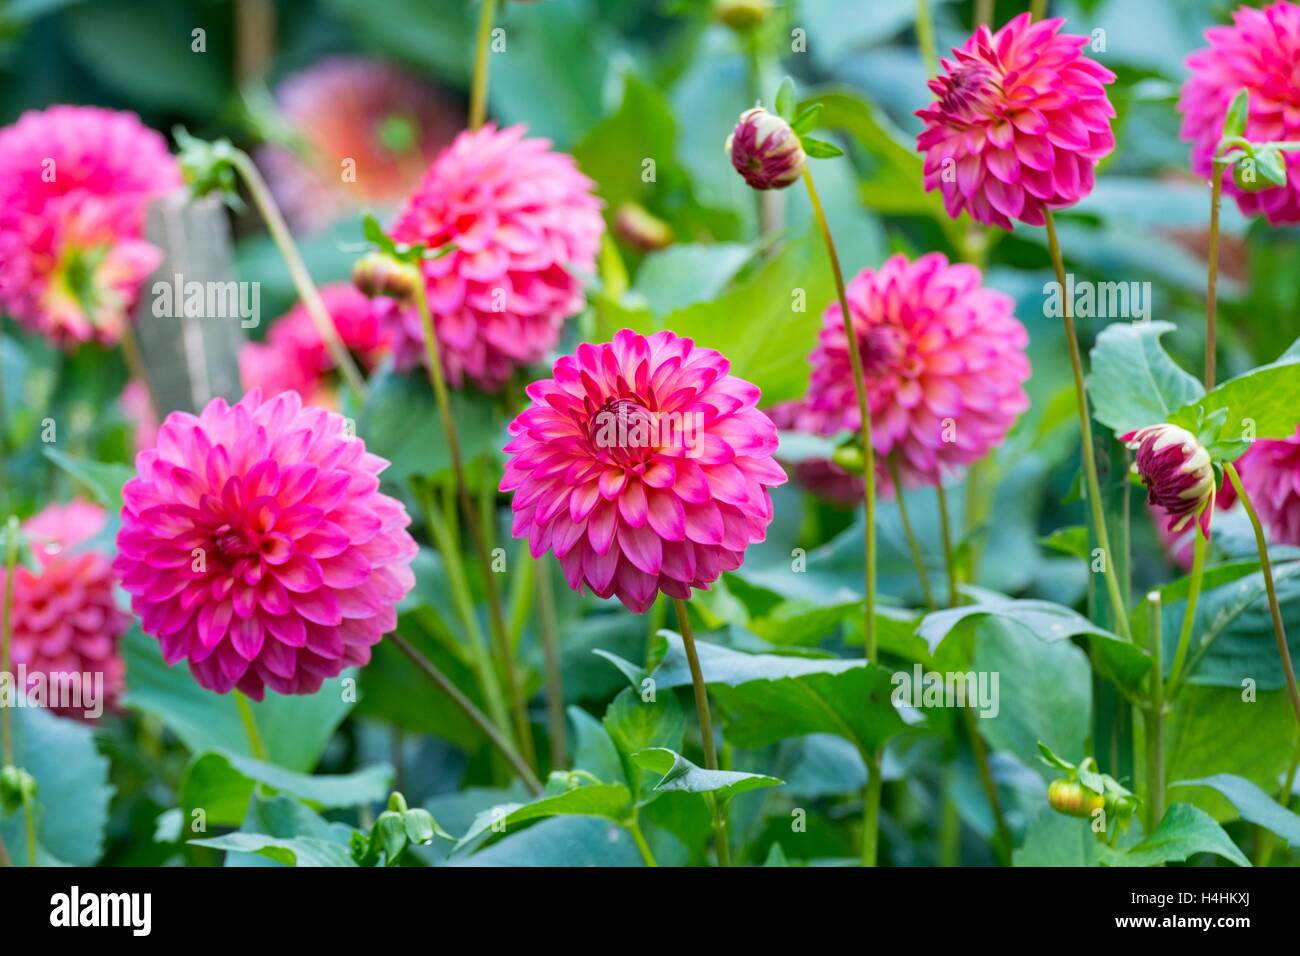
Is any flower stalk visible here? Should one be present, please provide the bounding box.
[234,690,269,761]
[1044,210,1132,641]
[469,0,498,131]
[673,598,730,866]
[1144,591,1165,832]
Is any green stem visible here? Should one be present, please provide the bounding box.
[230,151,367,399]
[627,817,658,867]
[1,516,16,768]
[673,598,729,866]
[1145,592,1165,832]
[803,170,876,660]
[935,482,959,609]
[1205,164,1224,390]
[915,0,937,77]
[411,279,537,771]
[888,458,935,612]
[469,0,498,131]
[938,789,960,866]
[974,0,994,27]
[1168,525,1206,694]
[1044,210,1132,641]
[1256,747,1298,867]
[234,691,268,761]
[1029,0,1048,20]
[389,633,541,795]
[1225,462,1300,727]
[534,555,568,769]
[963,706,1012,864]
[415,481,511,740]
[861,755,883,866]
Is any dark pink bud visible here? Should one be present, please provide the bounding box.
[1121,424,1216,538]
[726,107,806,191]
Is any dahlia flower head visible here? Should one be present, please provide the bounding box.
[240,283,395,408]
[386,123,604,392]
[1122,424,1217,538]
[916,13,1116,229]
[0,106,180,347]
[1230,425,1300,545]
[256,57,463,233]
[2,501,130,718]
[114,390,418,699]
[501,329,787,613]
[804,253,1031,494]
[1179,2,1300,225]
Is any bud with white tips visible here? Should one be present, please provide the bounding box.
[1121,423,1217,537]
[725,106,806,191]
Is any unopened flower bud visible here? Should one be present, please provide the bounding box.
[726,106,806,191]
[1121,424,1216,537]
[1047,779,1105,818]
[353,252,421,302]
[614,203,674,252]
[714,0,772,31]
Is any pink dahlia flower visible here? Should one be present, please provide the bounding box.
[2,501,130,718]
[0,106,180,346]
[1229,426,1300,545]
[240,283,394,408]
[500,329,787,613]
[916,13,1116,229]
[804,254,1030,494]
[1122,424,1217,538]
[1179,2,1300,225]
[256,57,462,233]
[766,399,863,505]
[114,390,418,698]
[386,124,604,392]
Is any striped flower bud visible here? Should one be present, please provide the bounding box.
[726,107,806,191]
[1121,424,1217,537]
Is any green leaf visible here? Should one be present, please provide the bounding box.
[1168,354,1300,459]
[1221,89,1250,141]
[650,633,906,754]
[42,448,133,512]
[1086,321,1204,435]
[646,229,833,404]
[603,686,684,797]
[789,103,823,135]
[1100,803,1250,867]
[569,706,624,786]
[774,76,796,121]
[1254,145,1288,188]
[801,136,845,159]
[632,747,783,799]
[356,366,505,486]
[1172,774,1300,848]
[1039,526,1090,562]
[191,832,357,867]
[630,243,755,315]
[122,627,355,772]
[0,704,112,865]
[179,751,393,829]
[455,779,635,851]
[1014,811,1100,867]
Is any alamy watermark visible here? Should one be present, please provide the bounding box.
[891,664,1000,718]
[1043,272,1151,323]
[0,667,104,720]
[150,273,261,329]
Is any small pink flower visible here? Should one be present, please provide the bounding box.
[726,107,807,191]
[240,283,395,408]
[0,106,180,346]
[1229,426,1300,544]
[114,390,418,699]
[1179,2,1300,225]
[2,501,130,718]
[385,124,604,392]
[916,13,1116,229]
[1122,424,1217,538]
[804,254,1030,494]
[500,329,787,613]
[256,57,463,233]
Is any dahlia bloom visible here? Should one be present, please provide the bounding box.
[1122,424,1216,538]
[385,124,604,392]
[256,57,462,233]
[1229,426,1300,545]
[804,253,1030,494]
[766,399,863,505]
[500,329,787,613]
[1,501,130,718]
[0,106,180,346]
[726,107,807,191]
[916,13,1116,229]
[1180,2,1300,225]
[240,283,394,408]
[114,390,418,698]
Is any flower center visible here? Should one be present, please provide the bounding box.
[859,325,908,378]
[938,63,1001,118]
[213,524,256,562]
[588,397,659,466]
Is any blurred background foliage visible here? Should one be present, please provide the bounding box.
[0,0,1297,867]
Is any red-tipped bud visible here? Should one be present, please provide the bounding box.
[1121,423,1216,537]
[614,203,674,252]
[725,107,806,191]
